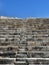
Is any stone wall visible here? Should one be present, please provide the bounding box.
[0,18,49,65]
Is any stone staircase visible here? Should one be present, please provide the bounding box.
[0,18,49,65]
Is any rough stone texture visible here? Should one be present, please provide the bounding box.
[0,18,49,65]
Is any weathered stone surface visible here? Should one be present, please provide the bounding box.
[0,18,49,64]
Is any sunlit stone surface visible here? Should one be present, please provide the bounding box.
[0,17,49,65]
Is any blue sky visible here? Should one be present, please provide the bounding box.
[0,0,49,18]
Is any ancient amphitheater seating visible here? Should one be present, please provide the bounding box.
[0,18,49,65]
